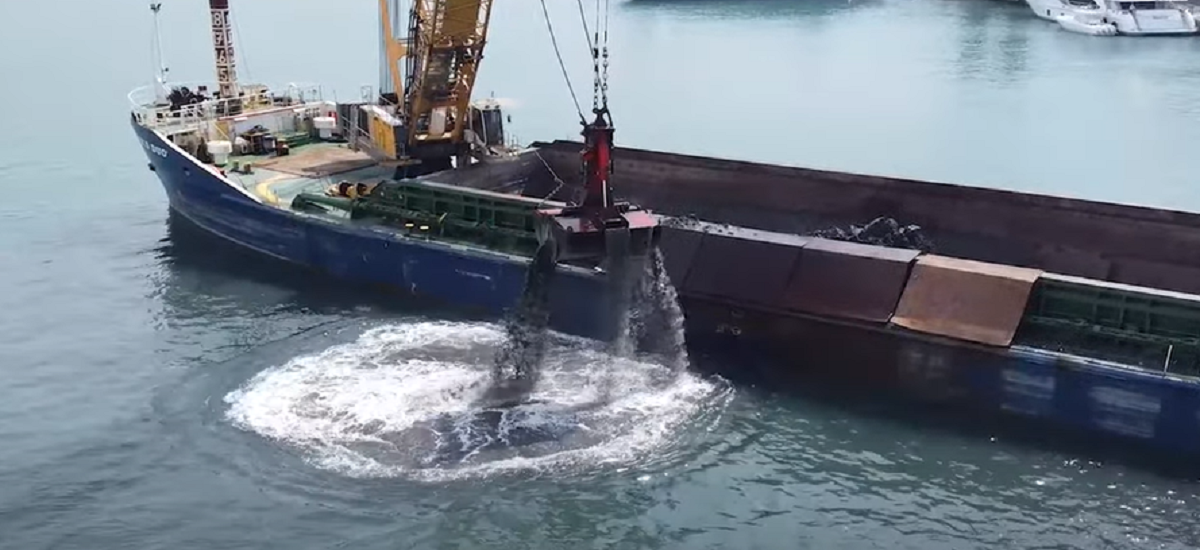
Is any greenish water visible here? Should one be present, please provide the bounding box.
[2,0,1200,549]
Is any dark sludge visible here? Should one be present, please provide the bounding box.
[490,240,559,402]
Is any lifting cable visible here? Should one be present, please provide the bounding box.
[576,0,595,53]
[584,0,611,113]
[539,0,586,124]
[600,0,610,111]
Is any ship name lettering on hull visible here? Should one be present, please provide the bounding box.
[141,137,168,158]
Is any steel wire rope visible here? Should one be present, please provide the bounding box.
[231,7,252,82]
[592,0,602,110]
[602,0,610,108]
[535,0,618,207]
[539,0,587,125]
[576,0,595,53]
[533,150,572,209]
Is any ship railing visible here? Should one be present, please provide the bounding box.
[128,82,327,131]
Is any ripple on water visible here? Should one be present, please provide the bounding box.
[223,320,733,482]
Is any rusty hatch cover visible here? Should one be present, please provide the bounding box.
[782,238,921,324]
[890,254,1042,347]
[682,228,808,308]
[656,226,704,288]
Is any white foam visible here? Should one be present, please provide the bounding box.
[224,320,732,481]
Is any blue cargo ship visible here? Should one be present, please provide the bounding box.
[129,113,620,339]
[130,0,1200,460]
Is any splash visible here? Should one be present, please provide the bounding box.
[628,247,690,378]
[596,241,689,399]
[224,321,731,481]
[605,227,639,360]
[488,232,687,405]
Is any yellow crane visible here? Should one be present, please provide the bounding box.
[369,0,497,174]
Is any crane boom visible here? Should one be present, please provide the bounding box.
[373,0,495,171]
[406,0,494,147]
[378,0,409,103]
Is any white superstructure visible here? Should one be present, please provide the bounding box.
[1026,0,1198,35]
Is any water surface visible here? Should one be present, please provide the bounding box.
[2,0,1200,548]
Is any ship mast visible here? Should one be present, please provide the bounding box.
[209,0,239,107]
[369,0,494,171]
[149,3,169,103]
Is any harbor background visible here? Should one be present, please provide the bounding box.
[2,0,1200,549]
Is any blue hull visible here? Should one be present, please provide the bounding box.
[132,118,612,340]
[134,118,1200,459]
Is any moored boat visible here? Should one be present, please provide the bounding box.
[1026,0,1199,35]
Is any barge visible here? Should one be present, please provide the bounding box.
[132,1,1200,458]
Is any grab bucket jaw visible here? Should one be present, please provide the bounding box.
[536,202,661,265]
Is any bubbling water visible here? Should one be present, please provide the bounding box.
[224,321,731,481]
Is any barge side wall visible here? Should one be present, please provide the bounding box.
[531,140,1200,296]
[655,223,1200,458]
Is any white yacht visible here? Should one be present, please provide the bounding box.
[1026,0,1198,35]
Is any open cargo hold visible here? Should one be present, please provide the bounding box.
[427,141,1200,377]
[530,140,1200,297]
[658,217,1200,379]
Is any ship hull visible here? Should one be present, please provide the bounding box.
[132,118,613,339]
[133,118,1200,462]
[684,299,1200,459]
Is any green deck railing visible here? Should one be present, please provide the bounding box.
[1014,274,1200,375]
[293,178,551,256]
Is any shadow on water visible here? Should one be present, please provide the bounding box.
[621,0,883,19]
[690,337,1200,482]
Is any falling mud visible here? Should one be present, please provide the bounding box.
[488,230,686,406]
[489,241,559,406]
[627,247,690,380]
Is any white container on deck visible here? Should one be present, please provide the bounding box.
[207,140,233,165]
[313,116,337,139]
[429,108,447,137]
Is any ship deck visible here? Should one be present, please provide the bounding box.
[223,142,395,208]
[221,139,570,212]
